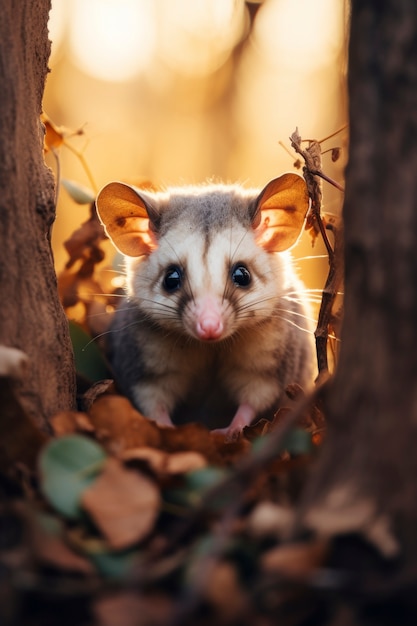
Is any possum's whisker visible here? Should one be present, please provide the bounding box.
[273,307,318,324]
[101,268,128,276]
[295,254,329,261]
[233,292,318,324]
[236,308,316,328]
[264,316,315,336]
[136,296,179,313]
[285,288,344,296]
[283,294,323,305]
[89,292,126,298]
[81,320,145,349]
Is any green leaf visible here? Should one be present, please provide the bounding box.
[185,466,229,491]
[69,320,111,382]
[62,179,95,205]
[39,435,107,519]
[165,467,231,510]
[89,548,139,579]
[282,428,313,455]
[252,427,313,457]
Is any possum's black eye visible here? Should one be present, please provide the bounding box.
[163,265,182,292]
[231,263,251,287]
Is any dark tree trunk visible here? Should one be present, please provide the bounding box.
[301,0,417,586]
[0,0,75,427]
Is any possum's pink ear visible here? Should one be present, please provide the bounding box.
[96,182,159,257]
[251,173,309,252]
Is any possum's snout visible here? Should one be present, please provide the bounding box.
[187,295,227,341]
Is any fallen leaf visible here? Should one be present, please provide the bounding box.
[121,446,167,472]
[81,457,161,550]
[160,422,249,465]
[261,539,328,580]
[166,451,208,474]
[88,395,161,453]
[41,113,65,152]
[65,526,139,579]
[50,411,95,436]
[246,502,294,539]
[121,447,207,476]
[63,214,105,269]
[93,592,173,626]
[29,511,94,574]
[203,560,250,621]
[80,379,116,412]
[39,435,107,519]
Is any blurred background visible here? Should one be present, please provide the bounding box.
[45,0,348,291]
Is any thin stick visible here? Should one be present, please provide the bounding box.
[290,128,344,377]
[64,141,98,194]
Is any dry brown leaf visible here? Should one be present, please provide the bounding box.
[246,502,294,539]
[93,591,173,626]
[63,214,106,268]
[50,410,95,436]
[203,560,250,621]
[261,539,328,580]
[81,457,161,550]
[165,451,207,474]
[122,447,207,476]
[160,422,250,465]
[80,379,116,412]
[41,113,65,152]
[88,395,161,454]
[121,446,167,471]
[242,417,273,441]
[29,514,94,574]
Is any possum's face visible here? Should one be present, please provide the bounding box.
[96,175,310,342]
[126,215,292,342]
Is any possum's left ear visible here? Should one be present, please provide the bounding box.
[250,173,309,252]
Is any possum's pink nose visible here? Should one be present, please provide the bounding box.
[196,314,224,340]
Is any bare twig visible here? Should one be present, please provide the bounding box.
[290,128,344,378]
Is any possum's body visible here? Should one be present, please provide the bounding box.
[96,175,315,433]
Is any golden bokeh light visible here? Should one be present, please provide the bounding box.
[156,0,246,76]
[253,0,346,69]
[68,0,156,82]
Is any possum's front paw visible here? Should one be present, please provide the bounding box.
[213,403,256,440]
[149,405,175,428]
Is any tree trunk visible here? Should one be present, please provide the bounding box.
[301,0,417,582]
[0,0,75,427]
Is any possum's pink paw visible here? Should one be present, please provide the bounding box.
[212,403,256,440]
[150,406,175,428]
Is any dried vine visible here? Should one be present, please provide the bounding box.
[290,128,344,380]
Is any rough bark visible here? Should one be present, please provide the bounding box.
[0,1,76,427]
[301,0,417,563]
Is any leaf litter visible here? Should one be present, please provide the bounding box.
[1,362,329,625]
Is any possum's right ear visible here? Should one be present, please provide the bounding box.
[96,182,159,257]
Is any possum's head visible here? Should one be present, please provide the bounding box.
[96,174,309,342]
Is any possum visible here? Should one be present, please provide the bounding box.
[96,173,315,435]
